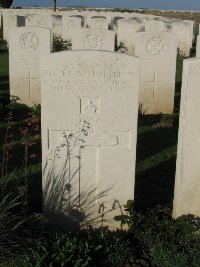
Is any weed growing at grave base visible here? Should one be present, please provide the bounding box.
[116,40,128,53]
[14,202,200,267]
[52,34,71,52]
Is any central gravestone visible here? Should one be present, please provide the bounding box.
[41,51,139,229]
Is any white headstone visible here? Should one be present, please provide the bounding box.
[196,35,200,57]
[62,16,82,41]
[116,19,139,55]
[171,21,192,57]
[71,28,115,51]
[89,17,108,29]
[145,20,168,32]
[9,27,51,106]
[41,51,139,229]
[25,14,53,29]
[173,57,200,218]
[52,15,63,37]
[135,31,177,114]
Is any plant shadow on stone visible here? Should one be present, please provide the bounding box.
[43,121,116,232]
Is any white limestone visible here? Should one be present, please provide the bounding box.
[25,14,53,29]
[171,21,192,57]
[62,16,82,41]
[52,15,63,37]
[173,57,200,218]
[41,51,139,229]
[145,20,168,32]
[196,35,200,57]
[89,17,108,29]
[116,19,141,55]
[135,31,177,114]
[9,27,51,106]
[3,14,25,42]
[71,28,115,51]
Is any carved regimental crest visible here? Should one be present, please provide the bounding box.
[20,32,39,51]
[83,34,103,50]
[146,36,166,56]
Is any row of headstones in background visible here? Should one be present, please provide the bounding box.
[116,18,193,57]
[4,10,193,56]
[173,57,200,219]
[9,26,177,114]
[1,8,194,56]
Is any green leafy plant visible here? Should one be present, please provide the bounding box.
[18,233,101,267]
[116,41,128,53]
[52,35,71,52]
[114,199,134,229]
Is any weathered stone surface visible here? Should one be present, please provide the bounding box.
[89,17,108,29]
[3,14,25,42]
[196,35,200,57]
[171,21,192,57]
[173,58,200,218]
[41,51,139,229]
[25,14,53,29]
[145,20,168,32]
[62,16,82,41]
[52,15,63,36]
[9,27,51,106]
[71,28,115,51]
[116,19,142,55]
[135,31,177,114]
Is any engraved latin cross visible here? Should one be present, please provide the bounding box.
[21,68,40,100]
[147,73,163,99]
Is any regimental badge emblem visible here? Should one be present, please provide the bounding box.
[83,34,103,50]
[20,32,39,51]
[146,36,166,56]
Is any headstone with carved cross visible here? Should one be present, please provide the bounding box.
[41,51,139,230]
[9,27,51,106]
[135,31,177,114]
